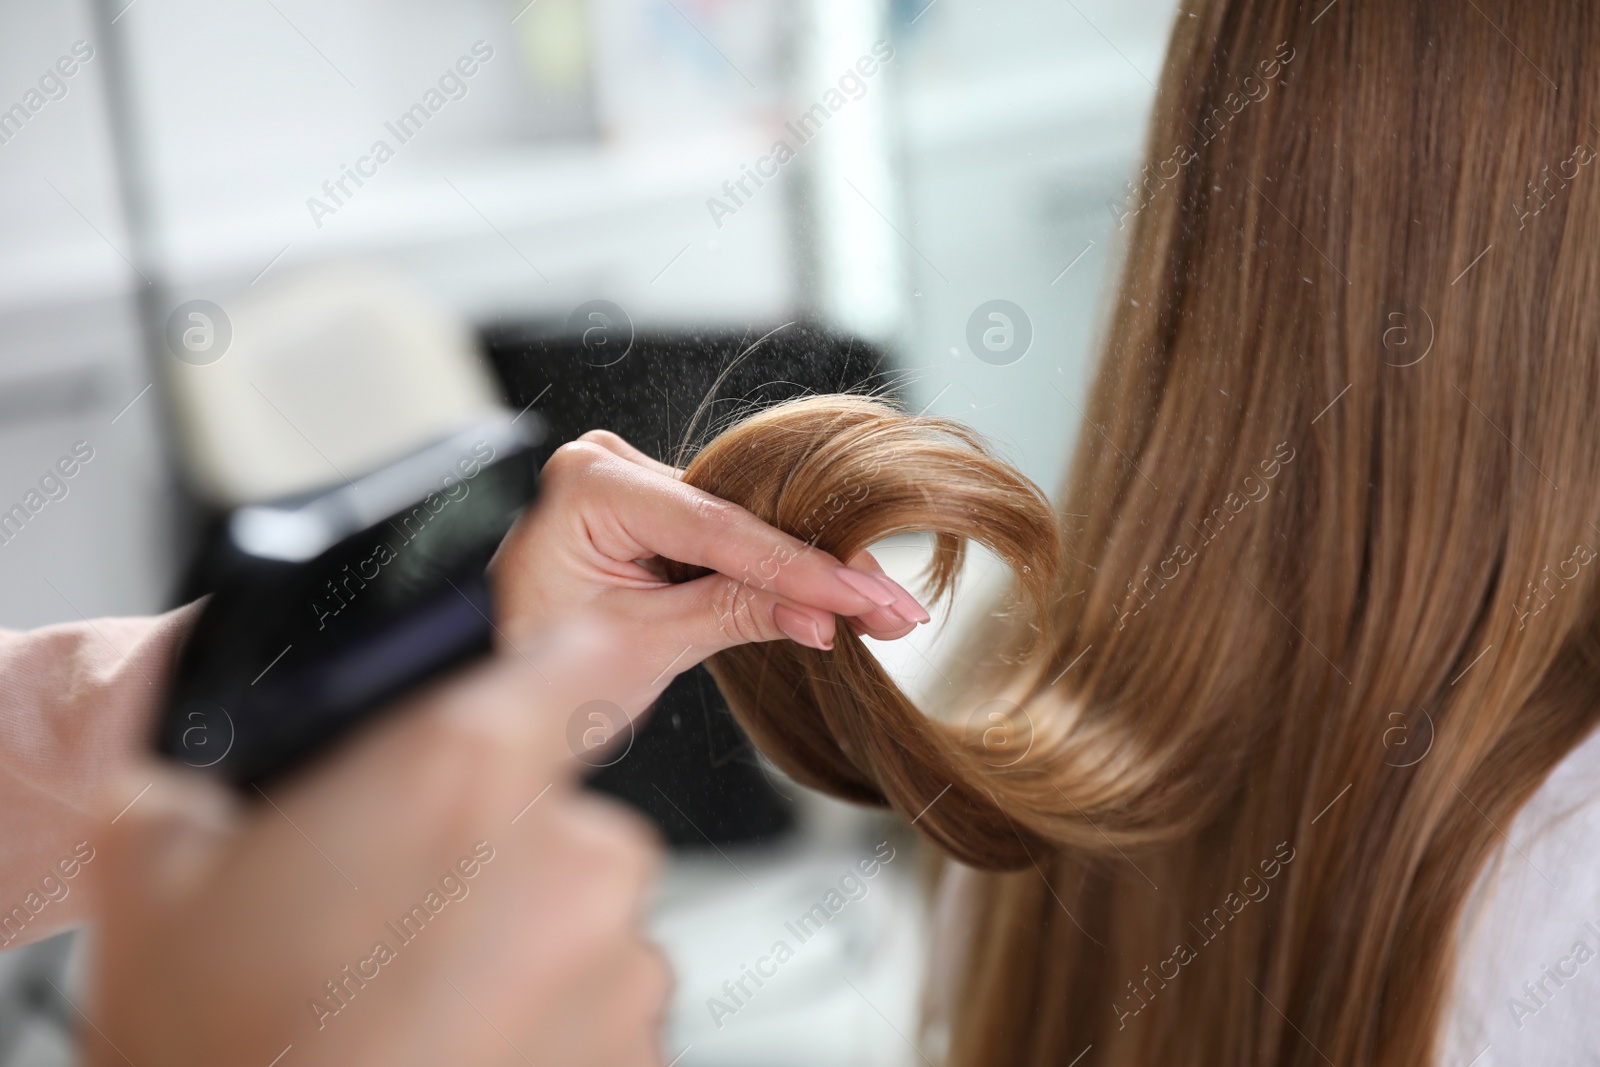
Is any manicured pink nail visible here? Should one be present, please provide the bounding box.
[774,603,834,650]
[860,605,913,632]
[835,567,899,607]
[881,577,931,624]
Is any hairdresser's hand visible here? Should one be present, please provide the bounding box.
[88,637,669,1067]
[491,430,927,696]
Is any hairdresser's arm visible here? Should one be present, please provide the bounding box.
[492,430,927,689]
[0,603,200,947]
[0,427,907,945]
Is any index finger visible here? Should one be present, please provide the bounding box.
[572,428,682,480]
[549,444,905,618]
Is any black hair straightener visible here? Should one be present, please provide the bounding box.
[153,412,542,789]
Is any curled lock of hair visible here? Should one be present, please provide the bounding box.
[665,394,1063,871]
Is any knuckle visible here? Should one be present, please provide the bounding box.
[562,793,663,880]
[685,489,750,530]
[576,428,628,451]
[606,825,663,891]
[542,440,610,483]
[415,671,526,753]
[712,580,777,646]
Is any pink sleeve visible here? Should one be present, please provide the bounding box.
[0,602,201,948]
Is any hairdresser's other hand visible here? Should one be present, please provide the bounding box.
[491,430,928,693]
[88,640,668,1067]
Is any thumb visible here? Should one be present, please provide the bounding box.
[647,572,841,661]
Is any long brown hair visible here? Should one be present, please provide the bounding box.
[677,1,1600,1063]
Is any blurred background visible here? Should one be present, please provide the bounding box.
[0,0,1178,1062]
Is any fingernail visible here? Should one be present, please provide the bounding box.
[880,576,931,624]
[773,603,834,651]
[868,605,912,630]
[835,567,899,608]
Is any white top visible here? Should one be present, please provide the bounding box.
[1440,724,1600,1066]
